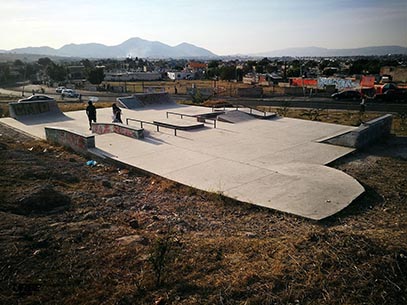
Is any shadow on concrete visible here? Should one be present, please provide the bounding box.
[88,147,118,159]
[16,113,73,125]
[140,131,167,145]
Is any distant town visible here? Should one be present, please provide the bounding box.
[1,53,406,102]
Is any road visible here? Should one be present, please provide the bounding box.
[0,86,120,103]
[228,97,407,113]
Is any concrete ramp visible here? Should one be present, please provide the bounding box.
[8,100,69,124]
[217,110,256,123]
[116,96,144,109]
[117,93,176,109]
[9,100,63,119]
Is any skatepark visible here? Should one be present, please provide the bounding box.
[1,93,393,220]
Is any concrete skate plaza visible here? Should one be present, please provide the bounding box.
[1,96,365,220]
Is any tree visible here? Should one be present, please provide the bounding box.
[0,64,11,84]
[349,58,380,74]
[255,65,264,74]
[258,57,270,66]
[81,59,93,69]
[236,68,244,81]
[219,65,236,80]
[286,67,301,77]
[25,63,39,81]
[208,60,220,69]
[206,66,220,79]
[46,63,67,82]
[38,57,53,67]
[13,59,24,67]
[86,67,105,85]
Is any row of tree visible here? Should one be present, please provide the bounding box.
[0,57,105,85]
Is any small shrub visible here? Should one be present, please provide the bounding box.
[148,231,179,287]
[192,90,207,104]
[276,101,290,117]
[303,108,324,121]
[398,112,407,130]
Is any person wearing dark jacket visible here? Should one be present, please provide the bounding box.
[112,103,123,123]
[86,101,97,130]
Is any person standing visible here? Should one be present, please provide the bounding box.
[86,101,97,130]
[112,103,123,123]
[360,97,366,113]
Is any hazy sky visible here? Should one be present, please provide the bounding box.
[1,0,406,55]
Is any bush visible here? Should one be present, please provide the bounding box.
[148,231,180,287]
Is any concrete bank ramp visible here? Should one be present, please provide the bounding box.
[8,100,69,124]
[117,93,176,109]
[217,110,256,123]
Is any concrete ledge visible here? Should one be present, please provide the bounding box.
[45,127,95,154]
[92,123,144,139]
[153,120,204,130]
[9,100,61,119]
[324,114,393,149]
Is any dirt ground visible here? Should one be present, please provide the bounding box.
[0,118,406,304]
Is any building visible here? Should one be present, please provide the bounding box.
[167,71,194,80]
[187,61,207,72]
[380,66,407,83]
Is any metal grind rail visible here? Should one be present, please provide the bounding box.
[236,104,268,117]
[126,118,179,136]
[166,111,217,128]
[211,104,268,117]
[166,111,196,119]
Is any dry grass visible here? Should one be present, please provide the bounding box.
[103,80,250,95]
[0,96,406,305]
[259,106,407,136]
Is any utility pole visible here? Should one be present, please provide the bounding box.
[22,64,27,96]
[301,64,305,97]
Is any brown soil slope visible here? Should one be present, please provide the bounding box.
[0,123,406,305]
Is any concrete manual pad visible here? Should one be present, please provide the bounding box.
[0,102,364,220]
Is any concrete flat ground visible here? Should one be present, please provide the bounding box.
[1,104,364,220]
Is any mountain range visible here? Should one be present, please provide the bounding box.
[1,37,406,59]
[1,37,218,59]
[253,46,407,57]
